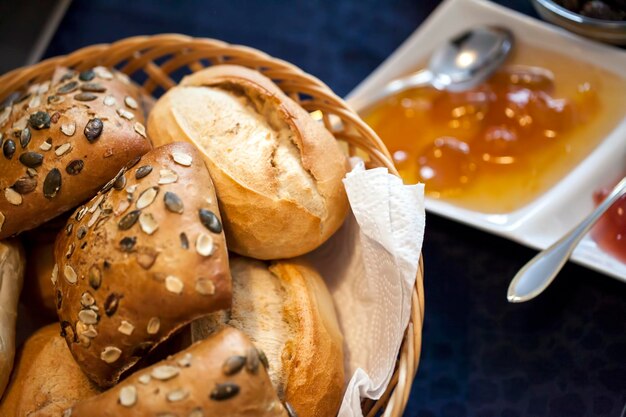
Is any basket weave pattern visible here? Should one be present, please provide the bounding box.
[0,34,425,417]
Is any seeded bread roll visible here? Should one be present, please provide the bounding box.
[0,66,153,239]
[68,326,289,417]
[0,240,24,399]
[147,65,349,260]
[0,324,100,417]
[192,257,344,417]
[53,142,232,387]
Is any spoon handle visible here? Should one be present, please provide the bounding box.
[507,176,626,303]
[349,69,434,112]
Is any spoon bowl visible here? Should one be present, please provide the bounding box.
[350,25,514,111]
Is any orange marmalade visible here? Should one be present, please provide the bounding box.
[362,47,626,213]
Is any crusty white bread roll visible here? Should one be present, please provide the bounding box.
[53,142,232,387]
[0,324,100,417]
[0,66,152,239]
[0,239,24,399]
[147,65,349,260]
[68,326,289,417]
[192,257,344,417]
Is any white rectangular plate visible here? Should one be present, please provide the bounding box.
[347,0,626,282]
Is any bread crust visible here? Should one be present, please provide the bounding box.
[53,142,232,387]
[0,324,100,417]
[0,67,152,239]
[0,240,24,399]
[192,257,345,417]
[69,327,288,417]
[147,65,349,260]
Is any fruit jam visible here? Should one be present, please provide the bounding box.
[362,46,626,213]
[592,185,626,264]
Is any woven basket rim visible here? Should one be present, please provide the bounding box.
[0,34,424,417]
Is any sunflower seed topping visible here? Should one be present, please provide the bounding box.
[0,106,11,127]
[119,385,137,407]
[138,374,151,385]
[222,355,246,376]
[14,115,28,130]
[80,292,95,307]
[210,382,240,401]
[105,293,121,316]
[80,82,106,93]
[74,92,97,102]
[158,169,178,184]
[61,122,76,136]
[258,349,270,370]
[151,365,179,381]
[40,138,53,151]
[79,69,95,81]
[101,346,122,363]
[177,353,192,368]
[195,233,214,257]
[165,276,184,294]
[3,139,15,159]
[284,402,298,417]
[180,232,189,249]
[20,128,31,148]
[113,174,127,190]
[51,263,58,285]
[135,165,152,179]
[124,96,138,109]
[188,408,205,417]
[63,264,77,284]
[88,265,102,290]
[118,210,140,230]
[195,277,216,296]
[84,118,103,142]
[78,309,98,325]
[167,388,189,402]
[118,321,135,336]
[66,160,84,176]
[43,168,62,198]
[199,209,222,233]
[57,81,78,95]
[246,347,260,373]
[137,186,158,209]
[139,212,158,235]
[164,191,183,213]
[172,152,192,166]
[13,176,37,194]
[103,95,116,106]
[4,188,23,205]
[134,122,146,137]
[94,66,113,80]
[147,317,160,334]
[0,212,4,232]
[55,143,72,156]
[19,151,44,168]
[117,108,134,120]
[120,236,137,252]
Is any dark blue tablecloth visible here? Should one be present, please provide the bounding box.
[44,1,626,416]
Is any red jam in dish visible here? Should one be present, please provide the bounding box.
[362,46,626,213]
[592,186,626,263]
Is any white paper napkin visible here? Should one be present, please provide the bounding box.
[306,159,425,417]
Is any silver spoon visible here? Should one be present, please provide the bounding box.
[349,25,514,112]
[508,176,626,303]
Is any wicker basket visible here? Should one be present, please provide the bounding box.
[0,34,425,417]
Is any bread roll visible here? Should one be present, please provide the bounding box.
[192,257,344,417]
[54,142,232,387]
[0,324,100,417]
[68,327,289,417]
[147,65,349,260]
[0,66,152,239]
[0,240,24,399]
